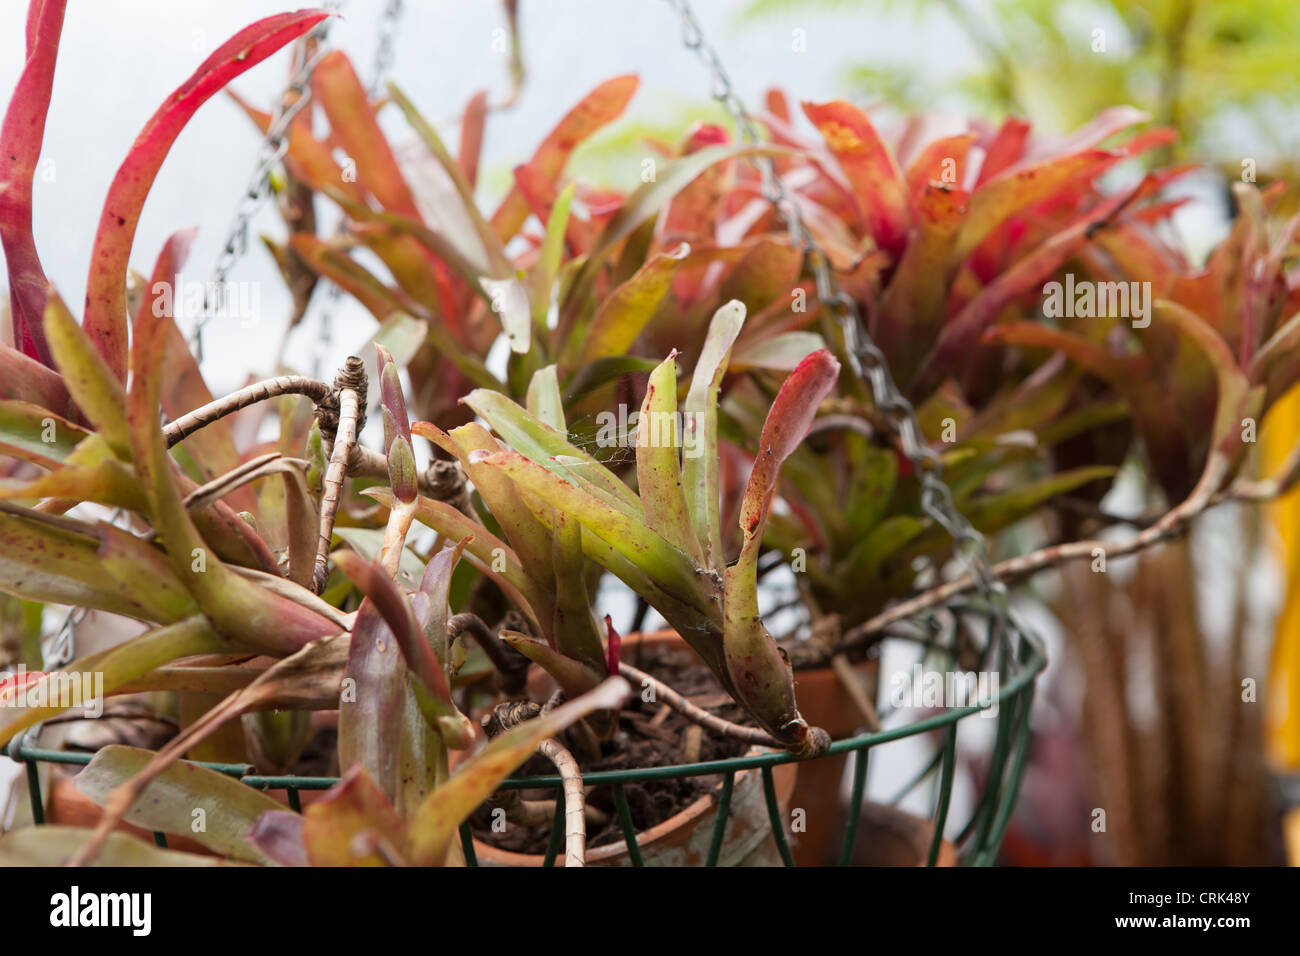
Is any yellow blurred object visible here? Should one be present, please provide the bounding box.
[1263,386,1300,865]
[1286,809,1300,867]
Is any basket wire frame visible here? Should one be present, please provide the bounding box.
[9,608,1043,867]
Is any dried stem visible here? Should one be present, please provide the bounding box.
[163,371,470,503]
[831,653,881,733]
[448,613,530,694]
[314,386,359,593]
[379,502,416,578]
[163,376,332,447]
[538,736,588,867]
[484,699,594,867]
[617,662,779,748]
[840,447,1293,651]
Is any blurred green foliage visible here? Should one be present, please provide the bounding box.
[738,0,1300,186]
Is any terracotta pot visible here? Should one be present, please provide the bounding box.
[474,630,797,866]
[838,801,958,866]
[787,657,879,866]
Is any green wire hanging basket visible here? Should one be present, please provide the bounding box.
[8,614,1044,867]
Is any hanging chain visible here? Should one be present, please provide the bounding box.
[663,0,1018,629]
[191,4,342,361]
[368,0,403,99]
[192,0,405,367]
[310,0,405,377]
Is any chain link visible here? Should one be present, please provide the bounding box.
[192,0,405,367]
[663,0,1018,625]
[368,0,403,99]
[191,7,340,361]
[311,0,405,377]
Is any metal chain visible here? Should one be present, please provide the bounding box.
[192,0,405,366]
[310,0,405,377]
[191,5,341,361]
[368,0,403,99]
[663,0,1018,628]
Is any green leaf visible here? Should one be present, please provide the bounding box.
[366,486,552,635]
[842,514,928,586]
[127,231,337,656]
[0,827,233,866]
[683,300,745,567]
[430,421,557,598]
[637,353,701,562]
[43,289,130,458]
[559,144,789,339]
[0,615,226,748]
[731,331,826,372]
[0,399,89,468]
[0,435,146,513]
[463,388,643,517]
[534,182,575,335]
[561,356,659,405]
[0,504,158,619]
[549,509,608,676]
[959,465,1119,535]
[501,631,602,699]
[721,351,839,753]
[572,246,687,366]
[479,446,706,609]
[525,365,566,433]
[74,745,284,864]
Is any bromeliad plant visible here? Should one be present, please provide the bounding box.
[409,300,843,757]
[670,98,1186,639]
[0,2,633,866]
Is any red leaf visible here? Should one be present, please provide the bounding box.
[905,133,976,201]
[0,0,68,366]
[458,90,488,189]
[738,349,841,548]
[0,341,74,418]
[0,669,47,705]
[83,9,331,382]
[604,615,621,677]
[801,99,910,257]
[312,51,419,219]
[974,117,1030,186]
[490,75,639,242]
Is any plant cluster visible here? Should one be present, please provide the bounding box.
[0,2,1296,866]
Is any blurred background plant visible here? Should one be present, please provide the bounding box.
[737,0,1300,207]
[731,0,1300,864]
